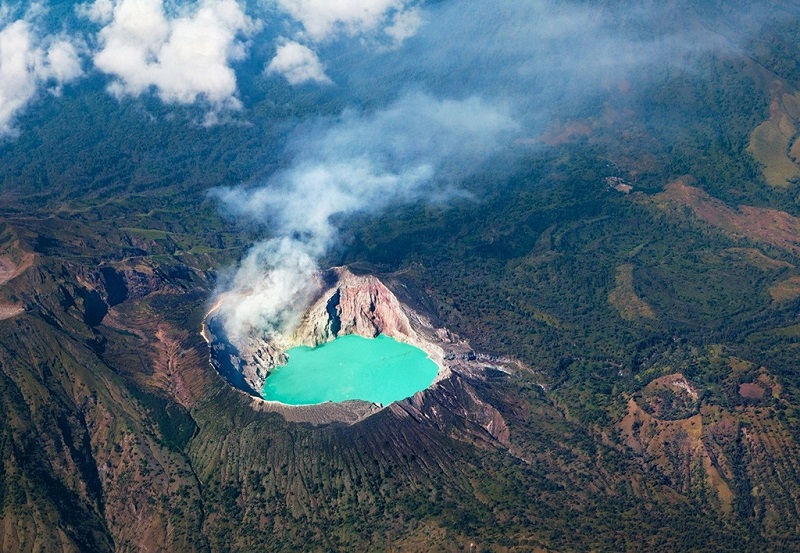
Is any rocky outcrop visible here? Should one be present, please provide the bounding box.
[294,272,413,344]
[292,268,447,370]
[226,330,288,396]
[0,253,31,320]
[0,253,33,287]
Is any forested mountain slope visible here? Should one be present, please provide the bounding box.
[3,1,800,551]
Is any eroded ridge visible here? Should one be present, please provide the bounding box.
[0,254,32,321]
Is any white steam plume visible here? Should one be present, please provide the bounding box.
[213,93,517,343]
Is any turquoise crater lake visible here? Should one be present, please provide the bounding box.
[261,334,439,406]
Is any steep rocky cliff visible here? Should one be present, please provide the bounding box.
[292,268,451,368]
[294,269,414,343]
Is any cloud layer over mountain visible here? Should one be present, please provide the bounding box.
[266,40,330,85]
[84,0,256,109]
[274,0,415,41]
[1,0,796,340]
[0,18,81,136]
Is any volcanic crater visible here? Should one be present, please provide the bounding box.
[203,267,515,425]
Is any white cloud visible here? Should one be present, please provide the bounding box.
[0,19,82,136]
[266,40,331,85]
[267,0,422,86]
[43,40,83,86]
[275,0,411,41]
[87,0,256,108]
[77,0,115,24]
[384,7,422,45]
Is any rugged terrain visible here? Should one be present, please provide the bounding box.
[4,1,800,551]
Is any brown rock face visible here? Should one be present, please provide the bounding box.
[295,271,412,343]
[292,268,442,363]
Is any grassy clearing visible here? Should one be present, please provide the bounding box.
[120,227,171,240]
[747,93,800,187]
[769,276,800,302]
[748,120,798,186]
[608,264,656,321]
